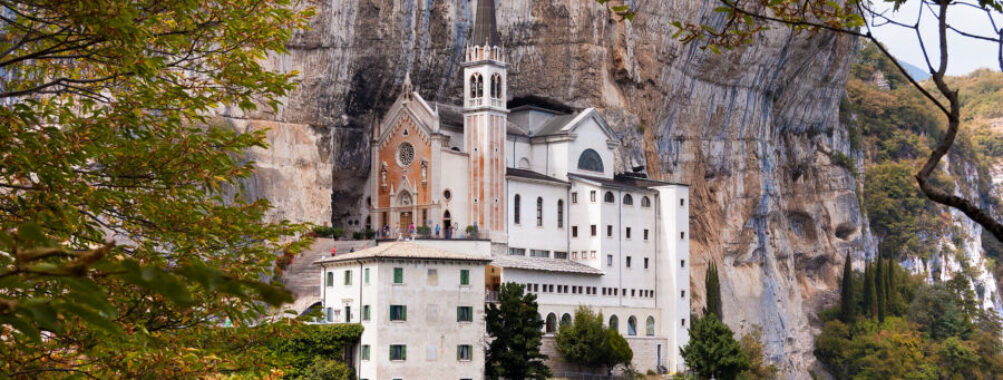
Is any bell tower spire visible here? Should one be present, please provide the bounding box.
[463,0,507,242]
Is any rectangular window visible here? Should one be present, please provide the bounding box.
[457,306,473,322]
[590,250,596,259]
[631,289,636,297]
[644,229,649,240]
[422,208,428,224]
[364,268,370,284]
[571,192,578,203]
[626,256,632,267]
[591,225,597,236]
[572,226,578,237]
[681,290,686,298]
[362,305,371,321]
[682,319,686,326]
[390,344,407,361]
[428,268,438,285]
[607,225,613,237]
[345,305,352,322]
[325,272,333,287]
[644,258,649,269]
[361,344,370,361]
[530,249,549,258]
[607,255,613,266]
[590,190,596,202]
[554,251,568,259]
[457,344,472,361]
[626,227,631,239]
[681,231,686,239]
[681,198,685,206]
[344,270,352,285]
[390,305,407,321]
[460,269,470,285]
[681,260,686,268]
[393,267,404,284]
[508,247,526,256]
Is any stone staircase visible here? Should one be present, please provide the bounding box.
[280,238,375,315]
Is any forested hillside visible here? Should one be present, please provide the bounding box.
[811,43,1003,378]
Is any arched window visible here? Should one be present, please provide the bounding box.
[627,316,638,336]
[604,191,615,203]
[641,196,651,207]
[623,194,633,205]
[557,199,564,228]
[490,73,503,98]
[560,313,572,327]
[470,73,484,98]
[609,315,619,332]
[546,313,557,334]
[577,148,604,172]
[646,316,655,336]
[513,194,521,224]
[476,74,484,98]
[536,197,543,226]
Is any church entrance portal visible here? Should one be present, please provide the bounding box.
[400,211,413,230]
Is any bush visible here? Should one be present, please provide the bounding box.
[364,228,376,239]
[312,226,343,239]
[417,225,432,236]
[465,225,479,238]
[555,306,633,373]
[352,231,364,240]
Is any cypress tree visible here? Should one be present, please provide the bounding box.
[885,257,896,315]
[705,263,722,320]
[876,258,886,322]
[840,254,855,323]
[864,263,876,318]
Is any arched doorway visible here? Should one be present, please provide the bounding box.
[443,210,452,238]
[398,191,413,230]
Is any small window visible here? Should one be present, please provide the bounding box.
[390,305,407,321]
[326,272,333,287]
[607,225,613,237]
[557,200,564,228]
[561,313,572,327]
[428,268,439,285]
[571,192,578,204]
[646,316,656,336]
[681,290,686,298]
[591,225,597,236]
[536,197,543,226]
[681,231,686,239]
[326,307,334,322]
[364,268,370,284]
[393,267,404,284]
[457,306,473,322]
[641,196,651,207]
[457,344,472,361]
[682,319,686,326]
[460,269,470,285]
[607,255,613,266]
[362,344,371,360]
[443,189,452,200]
[627,316,638,336]
[390,344,407,361]
[530,249,549,258]
[508,247,526,256]
[577,149,604,172]
[609,315,619,331]
[681,260,686,268]
[644,229,649,240]
[644,258,649,269]
[590,191,596,202]
[363,305,371,321]
[545,313,557,334]
[344,270,352,285]
[623,194,633,205]
[572,226,578,237]
[604,191,615,203]
[626,256,632,268]
[554,251,568,259]
[513,194,521,224]
[680,198,685,206]
[626,227,631,239]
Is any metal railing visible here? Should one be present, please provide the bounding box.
[485,290,499,303]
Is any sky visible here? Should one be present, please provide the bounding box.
[868,0,1002,76]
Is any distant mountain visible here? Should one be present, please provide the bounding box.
[897,59,931,81]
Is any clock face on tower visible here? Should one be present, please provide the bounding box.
[397,142,415,168]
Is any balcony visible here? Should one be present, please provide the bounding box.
[485,290,499,303]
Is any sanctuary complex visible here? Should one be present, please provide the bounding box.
[311,1,691,378]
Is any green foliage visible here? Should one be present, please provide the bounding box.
[864,162,939,259]
[704,263,722,320]
[485,283,551,380]
[554,306,633,372]
[416,225,432,236]
[876,258,886,322]
[680,315,749,380]
[840,255,855,323]
[290,358,353,380]
[737,326,778,380]
[313,226,344,238]
[0,0,314,376]
[829,151,856,173]
[863,263,877,318]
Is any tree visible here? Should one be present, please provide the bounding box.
[885,257,897,316]
[705,262,723,320]
[864,263,877,318]
[485,283,552,380]
[680,314,750,380]
[876,258,886,322]
[554,306,633,373]
[738,325,779,380]
[0,0,313,377]
[840,254,855,323]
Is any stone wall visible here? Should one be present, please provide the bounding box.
[542,336,670,375]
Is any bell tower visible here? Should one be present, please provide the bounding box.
[463,0,506,242]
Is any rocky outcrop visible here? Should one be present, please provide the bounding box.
[231,0,862,376]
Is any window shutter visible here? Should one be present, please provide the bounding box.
[456,307,461,321]
[457,346,461,360]
[402,345,407,360]
[402,305,407,321]
[460,270,469,285]
[390,347,393,361]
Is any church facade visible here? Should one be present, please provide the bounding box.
[320,0,691,377]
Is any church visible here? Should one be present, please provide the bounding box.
[315,0,691,378]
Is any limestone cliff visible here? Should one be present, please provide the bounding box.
[230,0,862,376]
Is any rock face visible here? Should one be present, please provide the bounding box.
[232,0,862,376]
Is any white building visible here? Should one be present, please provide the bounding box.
[317,0,691,376]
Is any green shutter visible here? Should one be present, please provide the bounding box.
[460,270,469,285]
[402,305,407,321]
[456,307,461,321]
[390,346,393,360]
[364,268,370,284]
[402,345,406,360]
[393,268,403,283]
[457,345,461,360]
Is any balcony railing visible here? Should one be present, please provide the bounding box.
[485,290,499,303]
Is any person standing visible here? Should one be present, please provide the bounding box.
[435,223,440,238]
